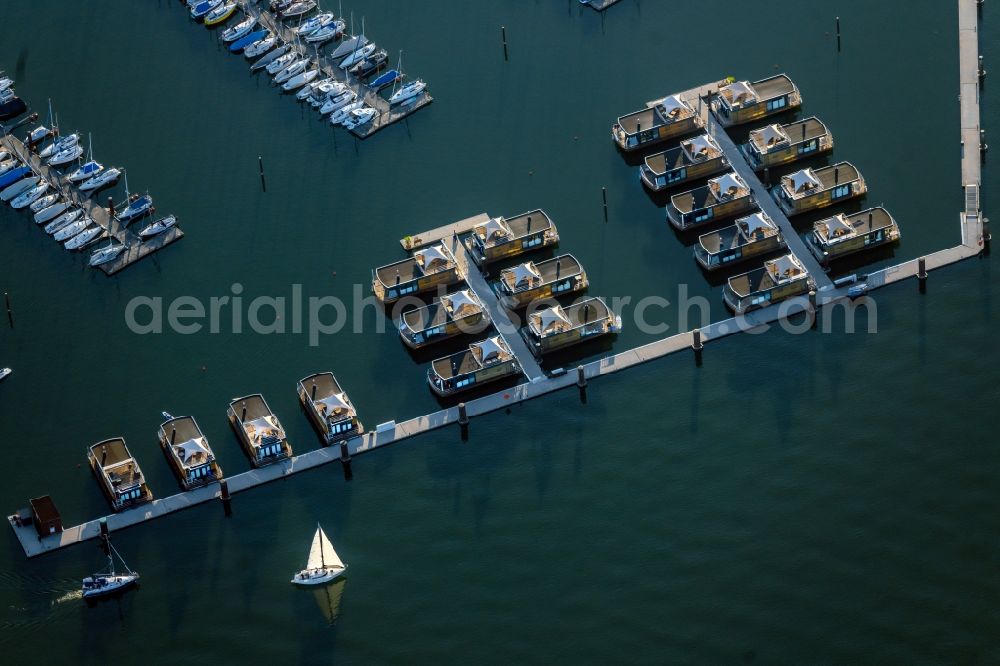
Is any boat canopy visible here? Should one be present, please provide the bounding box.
[656,94,693,120]
[765,254,806,283]
[175,437,212,465]
[750,124,789,150]
[246,414,284,445]
[682,135,721,160]
[720,80,758,108]
[785,169,821,195]
[414,245,453,273]
[737,212,777,239]
[317,392,352,416]
[816,215,855,240]
[472,336,510,364]
[475,217,512,245]
[709,173,748,200]
[532,306,572,334]
[505,262,542,290]
[445,290,481,317]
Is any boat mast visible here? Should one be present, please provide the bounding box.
[391,50,403,97]
[318,523,326,568]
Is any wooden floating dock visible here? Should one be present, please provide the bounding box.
[250,6,432,139]
[400,212,490,250]
[6,0,986,558]
[0,133,183,275]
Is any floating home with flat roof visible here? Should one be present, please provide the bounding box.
[807,207,901,264]
[525,297,621,356]
[87,438,152,512]
[667,172,756,230]
[773,162,867,216]
[743,117,833,170]
[227,394,292,468]
[467,210,559,265]
[723,254,812,314]
[640,134,729,192]
[711,74,802,127]
[158,415,222,490]
[398,289,489,348]
[297,373,363,445]
[427,336,521,397]
[612,94,701,152]
[694,212,786,271]
[497,254,588,309]
[372,243,463,304]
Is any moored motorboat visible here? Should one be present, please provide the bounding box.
[45,208,84,234]
[280,0,317,19]
[79,166,121,193]
[310,80,347,107]
[329,100,362,125]
[319,89,356,115]
[47,142,84,167]
[138,214,178,238]
[304,19,344,43]
[1,174,39,202]
[297,77,330,101]
[190,0,222,21]
[65,224,102,250]
[117,194,153,224]
[349,49,387,78]
[53,216,90,242]
[29,193,59,214]
[338,42,376,70]
[222,15,257,42]
[0,76,12,91]
[230,28,268,53]
[67,160,104,183]
[0,95,26,121]
[282,68,318,91]
[38,133,79,160]
[11,181,50,210]
[389,79,426,105]
[342,105,376,130]
[89,241,127,267]
[203,1,237,26]
[0,367,10,382]
[33,200,71,225]
[243,33,276,58]
[274,58,309,85]
[265,51,297,76]
[295,12,334,37]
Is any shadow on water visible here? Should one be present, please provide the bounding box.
[14,48,27,81]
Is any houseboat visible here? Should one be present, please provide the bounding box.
[297,372,363,445]
[772,162,867,216]
[640,134,729,192]
[807,207,901,264]
[743,117,834,170]
[496,254,588,309]
[87,438,152,512]
[612,93,701,152]
[227,394,292,468]
[694,212,786,271]
[525,297,621,356]
[158,414,223,490]
[398,289,488,348]
[667,172,756,230]
[467,210,559,265]
[723,254,812,314]
[711,74,801,128]
[372,243,463,304]
[426,336,521,397]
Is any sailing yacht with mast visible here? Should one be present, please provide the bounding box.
[82,537,140,600]
[291,524,347,586]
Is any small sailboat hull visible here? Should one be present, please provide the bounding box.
[291,566,347,587]
[82,573,140,599]
[230,28,268,53]
[65,225,102,250]
[34,201,71,224]
[0,166,31,190]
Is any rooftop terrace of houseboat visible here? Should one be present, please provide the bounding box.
[159,415,220,488]
[670,173,751,214]
[808,207,901,261]
[427,336,521,396]
[612,93,702,150]
[399,289,488,346]
[525,297,620,355]
[695,211,786,271]
[373,243,463,302]
[228,394,291,465]
[297,372,362,443]
[723,253,812,314]
[641,134,729,190]
[712,74,801,127]
[745,117,832,167]
[498,254,587,306]
[88,438,152,510]
[469,210,558,263]
[781,163,861,199]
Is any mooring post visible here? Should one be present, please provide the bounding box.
[836,16,841,52]
[602,187,608,222]
[219,478,232,517]
[4,292,12,329]
[979,55,986,81]
[501,26,508,62]
[763,166,770,186]
[918,256,928,293]
[809,289,818,329]
[99,517,110,556]
[692,328,704,366]
[458,402,469,440]
[339,441,353,480]
[576,365,588,403]
[258,155,266,192]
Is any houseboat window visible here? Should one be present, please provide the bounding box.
[456,377,474,388]
[750,294,771,306]
[667,168,686,184]
[522,236,542,249]
[766,97,787,112]
[693,210,713,223]
[426,326,443,337]
[399,284,418,295]
[831,185,850,199]
[722,254,735,264]
[553,280,573,293]
[799,139,818,154]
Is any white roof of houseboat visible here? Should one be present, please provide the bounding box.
[682,135,720,160]
[506,262,542,288]
[720,80,757,107]
[317,392,352,416]
[764,254,806,283]
[175,437,212,465]
[816,214,855,239]
[245,414,284,444]
[475,217,512,243]
[414,245,453,271]
[750,124,789,150]
[785,168,821,195]
[709,173,748,199]
[472,336,510,363]
[532,306,572,334]
[656,94,692,119]
[445,290,481,316]
[737,212,776,236]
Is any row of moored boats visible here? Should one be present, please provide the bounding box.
[182,0,429,132]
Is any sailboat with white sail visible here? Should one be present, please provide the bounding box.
[291,523,347,586]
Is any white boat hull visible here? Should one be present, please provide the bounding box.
[82,573,139,599]
[291,566,346,586]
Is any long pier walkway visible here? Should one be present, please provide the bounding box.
[6,0,986,558]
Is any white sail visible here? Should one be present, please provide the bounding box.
[306,525,343,570]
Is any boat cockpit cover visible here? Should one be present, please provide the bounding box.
[476,217,512,244]
[766,255,804,281]
[414,245,451,272]
[175,437,212,464]
[751,124,788,150]
[473,336,508,364]
[721,80,757,107]
[786,169,821,195]
[507,262,541,289]
[709,173,747,200]
[318,392,351,416]
[738,212,774,237]
[656,95,691,120]
[446,290,480,316]
[534,306,571,334]
[682,135,719,160]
